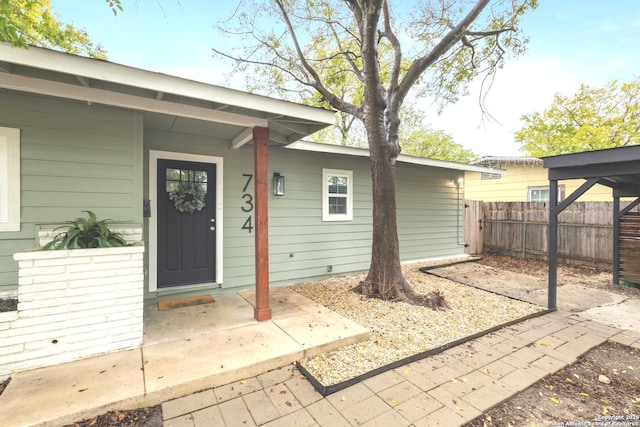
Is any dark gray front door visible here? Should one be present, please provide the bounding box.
[157,159,217,288]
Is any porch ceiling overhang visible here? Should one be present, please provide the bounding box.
[543,145,640,197]
[0,43,334,145]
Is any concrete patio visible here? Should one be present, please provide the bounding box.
[3,268,640,426]
[0,287,369,427]
[160,309,640,426]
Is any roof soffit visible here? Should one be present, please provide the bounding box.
[0,44,333,122]
[0,43,334,144]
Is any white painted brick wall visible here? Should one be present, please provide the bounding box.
[0,241,144,377]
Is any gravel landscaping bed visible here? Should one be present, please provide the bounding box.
[293,263,545,387]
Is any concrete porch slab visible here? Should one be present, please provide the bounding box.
[0,287,370,427]
[143,292,257,345]
[273,309,370,358]
[142,320,306,404]
[0,349,145,427]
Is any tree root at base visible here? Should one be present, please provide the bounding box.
[353,280,451,310]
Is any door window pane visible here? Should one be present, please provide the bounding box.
[166,168,208,193]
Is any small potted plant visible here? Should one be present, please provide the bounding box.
[42,210,127,250]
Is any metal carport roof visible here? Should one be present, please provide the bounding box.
[543,145,640,309]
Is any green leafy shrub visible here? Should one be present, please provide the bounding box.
[42,211,127,250]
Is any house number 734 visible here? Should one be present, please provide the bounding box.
[241,173,253,233]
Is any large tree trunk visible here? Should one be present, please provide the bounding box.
[350,2,449,310]
[365,139,409,299]
[355,133,450,310]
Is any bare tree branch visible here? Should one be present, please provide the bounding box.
[466,27,515,37]
[273,0,362,118]
[381,0,402,101]
[212,46,312,87]
[397,0,491,104]
[327,24,364,81]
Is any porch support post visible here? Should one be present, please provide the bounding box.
[253,126,272,321]
[613,195,620,285]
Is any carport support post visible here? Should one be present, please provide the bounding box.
[548,179,558,310]
[613,195,620,285]
[253,126,272,321]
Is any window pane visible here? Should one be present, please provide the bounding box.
[328,176,348,194]
[329,197,347,214]
[166,181,179,192]
[166,168,208,193]
[166,168,181,181]
[530,189,549,202]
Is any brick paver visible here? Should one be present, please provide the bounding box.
[262,408,316,427]
[306,398,350,427]
[191,405,224,426]
[162,389,216,420]
[161,314,640,427]
[340,394,390,426]
[213,377,262,403]
[377,380,422,406]
[218,397,256,426]
[242,390,280,425]
[362,369,405,393]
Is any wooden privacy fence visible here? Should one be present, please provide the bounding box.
[620,212,640,283]
[464,201,639,269]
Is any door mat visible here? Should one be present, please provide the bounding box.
[157,295,215,311]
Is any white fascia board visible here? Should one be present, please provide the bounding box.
[396,153,505,174]
[0,73,268,128]
[286,140,506,175]
[0,44,335,126]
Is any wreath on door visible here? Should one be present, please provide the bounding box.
[168,182,206,214]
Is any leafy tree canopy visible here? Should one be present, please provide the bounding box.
[0,0,108,58]
[516,77,640,157]
[234,2,482,162]
[305,102,479,164]
[399,107,478,163]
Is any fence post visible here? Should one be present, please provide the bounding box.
[522,216,527,259]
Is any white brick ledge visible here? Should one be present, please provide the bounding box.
[37,228,143,247]
[0,242,144,377]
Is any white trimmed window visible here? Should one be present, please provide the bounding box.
[527,185,564,202]
[0,127,20,232]
[322,168,353,221]
[528,186,549,202]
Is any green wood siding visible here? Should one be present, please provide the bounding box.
[397,164,464,261]
[145,131,465,295]
[0,90,464,297]
[0,91,143,294]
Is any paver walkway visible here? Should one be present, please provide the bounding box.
[161,310,640,427]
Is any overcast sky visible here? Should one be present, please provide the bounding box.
[51,0,640,157]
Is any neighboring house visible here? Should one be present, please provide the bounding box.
[0,44,494,314]
[464,156,614,202]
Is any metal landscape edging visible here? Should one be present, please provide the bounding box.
[297,308,552,397]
